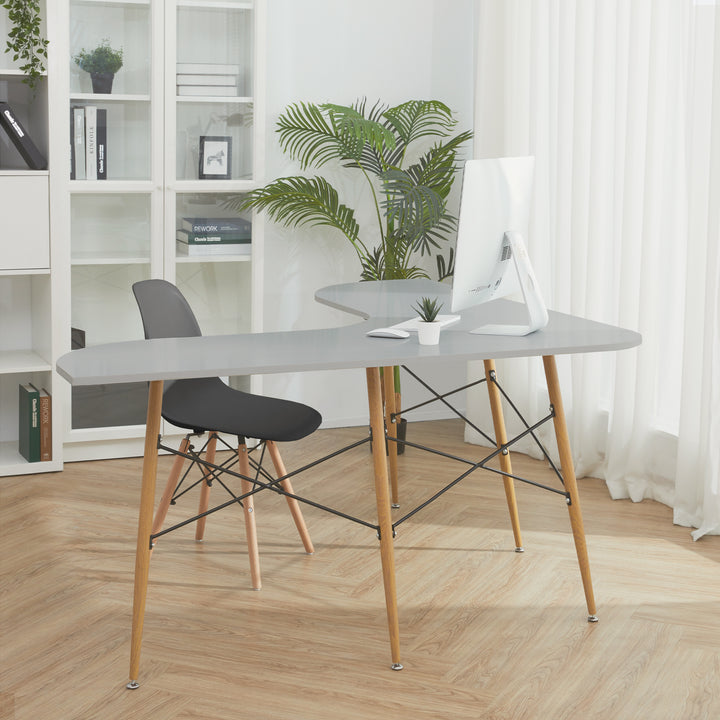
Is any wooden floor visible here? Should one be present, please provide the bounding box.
[1,419,719,720]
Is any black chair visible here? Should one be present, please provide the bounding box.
[132,279,321,589]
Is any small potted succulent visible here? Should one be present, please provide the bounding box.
[73,38,124,94]
[414,296,444,345]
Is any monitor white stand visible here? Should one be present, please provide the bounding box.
[470,231,549,336]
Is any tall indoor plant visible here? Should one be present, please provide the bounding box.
[227,98,472,281]
[226,99,472,429]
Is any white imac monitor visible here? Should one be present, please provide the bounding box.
[450,157,548,335]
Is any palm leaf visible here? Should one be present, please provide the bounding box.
[237,176,361,244]
[436,246,455,281]
[406,130,474,198]
[380,168,447,234]
[276,103,342,169]
[322,103,397,157]
[360,244,429,281]
[383,100,458,146]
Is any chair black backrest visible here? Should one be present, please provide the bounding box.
[132,279,203,339]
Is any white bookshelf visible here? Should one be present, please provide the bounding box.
[0,1,61,476]
[0,0,264,472]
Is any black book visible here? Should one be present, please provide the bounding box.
[0,102,47,170]
[96,108,107,179]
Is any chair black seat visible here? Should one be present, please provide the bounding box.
[162,377,322,442]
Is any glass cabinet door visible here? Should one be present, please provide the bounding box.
[170,1,258,394]
[68,0,156,431]
[174,1,254,181]
[63,0,260,440]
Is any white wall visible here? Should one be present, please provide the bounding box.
[261,0,475,426]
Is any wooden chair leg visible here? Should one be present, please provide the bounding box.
[195,433,217,542]
[266,440,314,554]
[150,436,190,550]
[238,441,262,590]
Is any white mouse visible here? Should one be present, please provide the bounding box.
[366,327,411,339]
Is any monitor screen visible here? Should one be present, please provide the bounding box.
[450,156,535,313]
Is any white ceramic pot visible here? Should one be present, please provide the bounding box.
[417,321,441,345]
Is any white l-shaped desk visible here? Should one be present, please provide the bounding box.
[56,279,641,686]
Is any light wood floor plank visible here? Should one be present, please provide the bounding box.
[1,420,718,719]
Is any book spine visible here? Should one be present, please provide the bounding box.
[85,106,97,180]
[177,230,249,244]
[96,108,107,180]
[181,218,252,234]
[176,63,240,75]
[177,85,237,97]
[38,389,52,462]
[176,74,238,86]
[0,101,47,170]
[73,107,86,180]
[18,383,40,463]
[176,242,251,256]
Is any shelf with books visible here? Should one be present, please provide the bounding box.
[69,101,152,181]
[0,370,59,475]
[175,212,252,260]
[175,4,254,95]
[0,77,49,172]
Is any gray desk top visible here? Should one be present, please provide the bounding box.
[57,281,641,386]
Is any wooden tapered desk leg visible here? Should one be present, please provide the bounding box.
[383,366,400,508]
[542,355,598,622]
[484,360,524,552]
[127,379,164,689]
[366,367,403,670]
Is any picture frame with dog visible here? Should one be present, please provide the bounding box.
[199,135,232,179]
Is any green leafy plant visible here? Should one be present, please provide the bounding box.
[227,98,472,281]
[73,38,124,75]
[1,0,49,89]
[414,296,443,323]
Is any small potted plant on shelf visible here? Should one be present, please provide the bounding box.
[73,38,124,94]
[414,296,444,345]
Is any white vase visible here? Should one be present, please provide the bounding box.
[417,321,441,345]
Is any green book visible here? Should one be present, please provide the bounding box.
[18,383,40,462]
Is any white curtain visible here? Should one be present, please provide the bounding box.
[470,0,720,539]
